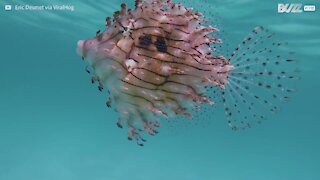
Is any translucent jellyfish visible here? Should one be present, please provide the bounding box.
[76,0,298,146]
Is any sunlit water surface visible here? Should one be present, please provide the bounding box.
[0,0,319,180]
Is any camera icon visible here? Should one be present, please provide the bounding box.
[5,5,12,11]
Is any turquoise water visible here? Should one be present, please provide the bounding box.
[0,0,319,179]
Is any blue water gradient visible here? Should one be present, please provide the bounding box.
[0,0,319,179]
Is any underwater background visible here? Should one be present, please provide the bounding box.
[0,0,319,179]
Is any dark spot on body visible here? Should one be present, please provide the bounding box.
[139,35,152,46]
[154,37,168,53]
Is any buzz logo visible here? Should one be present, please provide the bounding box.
[278,3,303,13]
[278,3,316,13]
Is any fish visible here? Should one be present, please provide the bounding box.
[76,0,299,146]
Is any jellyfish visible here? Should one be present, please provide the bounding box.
[77,0,298,146]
